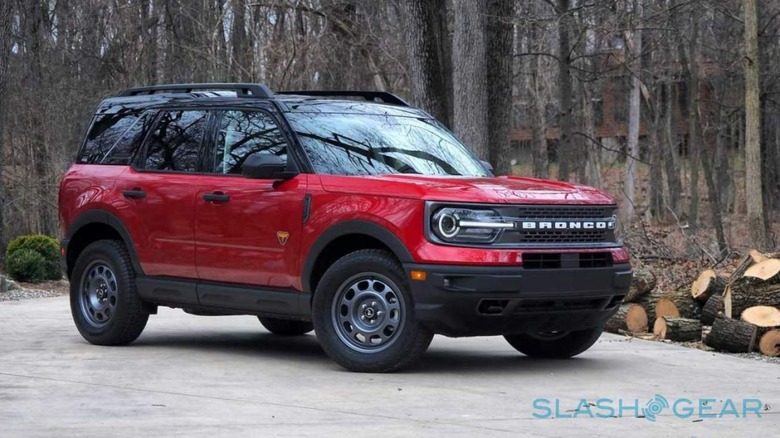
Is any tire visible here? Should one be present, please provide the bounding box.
[259,317,313,336]
[312,250,433,372]
[504,326,604,359]
[69,240,148,346]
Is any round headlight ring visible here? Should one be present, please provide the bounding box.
[437,212,460,238]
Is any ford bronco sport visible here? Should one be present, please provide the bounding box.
[59,83,632,372]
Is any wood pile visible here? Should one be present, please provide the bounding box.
[606,250,780,357]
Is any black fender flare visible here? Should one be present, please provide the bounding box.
[301,220,413,293]
[65,209,144,276]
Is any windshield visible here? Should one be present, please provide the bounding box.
[286,112,490,177]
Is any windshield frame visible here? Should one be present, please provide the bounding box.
[284,110,491,178]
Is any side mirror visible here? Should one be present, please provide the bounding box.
[242,153,297,180]
[480,160,494,175]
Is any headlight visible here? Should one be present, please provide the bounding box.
[431,207,514,243]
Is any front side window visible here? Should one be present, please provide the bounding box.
[210,110,287,174]
[286,113,489,177]
[143,110,208,172]
[79,110,154,165]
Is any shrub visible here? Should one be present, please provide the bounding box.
[5,234,62,282]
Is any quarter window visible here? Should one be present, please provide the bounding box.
[211,110,287,174]
[144,110,208,172]
[79,111,153,165]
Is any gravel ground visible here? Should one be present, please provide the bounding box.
[0,279,69,302]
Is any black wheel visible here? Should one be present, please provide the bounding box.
[70,240,148,345]
[259,317,313,335]
[504,326,604,359]
[312,250,433,372]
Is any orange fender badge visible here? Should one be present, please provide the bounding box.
[277,231,290,245]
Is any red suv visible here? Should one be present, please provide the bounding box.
[59,83,632,372]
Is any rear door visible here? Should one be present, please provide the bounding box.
[116,109,211,279]
[194,108,307,289]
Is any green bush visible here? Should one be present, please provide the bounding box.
[5,234,62,282]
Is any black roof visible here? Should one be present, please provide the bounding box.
[99,83,425,118]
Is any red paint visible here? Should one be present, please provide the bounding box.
[60,168,630,291]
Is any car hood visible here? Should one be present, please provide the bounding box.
[318,174,615,204]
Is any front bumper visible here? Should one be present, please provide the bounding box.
[404,262,632,337]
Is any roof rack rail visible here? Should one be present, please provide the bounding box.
[277,90,409,106]
[119,83,273,98]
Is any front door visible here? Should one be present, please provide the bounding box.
[194,109,307,289]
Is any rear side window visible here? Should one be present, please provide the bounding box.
[143,110,208,172]
[78,111,153,165]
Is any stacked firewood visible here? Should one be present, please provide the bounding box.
[605,250,780,357]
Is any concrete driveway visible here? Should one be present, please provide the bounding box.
[1,296,777,437]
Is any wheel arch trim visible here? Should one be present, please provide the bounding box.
[301,220,414,293]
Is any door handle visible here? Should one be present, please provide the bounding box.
[123,189,146,199]
[203,192,230,204]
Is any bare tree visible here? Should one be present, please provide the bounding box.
[397,0,451,126]
[555,0,574,181]
[452,0,489,160]
[486,0,515,175]
[624,0,643,220]
[744,0,770,249]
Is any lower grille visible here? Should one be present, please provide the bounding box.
[522,252,614,269]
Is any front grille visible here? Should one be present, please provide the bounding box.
[500,205,618,246]
[518,229,610,244]
[513,206,615,219]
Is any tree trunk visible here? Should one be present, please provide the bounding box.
[605,304,648,334]
[398,0,451,126]
[700,294,724,325]
[743,0,770,250]
[556,0,573,181]
[485,0,514,176]
[685,15,701,230]
[623,0,642,221]
[452,0,489,159]
[704,314,758,353]
[0,0,10,251]
[654,317,702,342]
[663,81,682,216]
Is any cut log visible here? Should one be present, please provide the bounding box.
[758,330,780,357]
[704,314,758,353]
[729,253,756,283]
[655,298,680,319]
[749,250,780,264]
[605,304,648,334]
[659,289,700,320]
[623,268,657,303]
[730,275,780,318]
[700,294,724,325]
[740,305,780,327]
[634,289,668,321]
[743,258,780,281]
[690,270,728,303]
[653,317,702,342]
